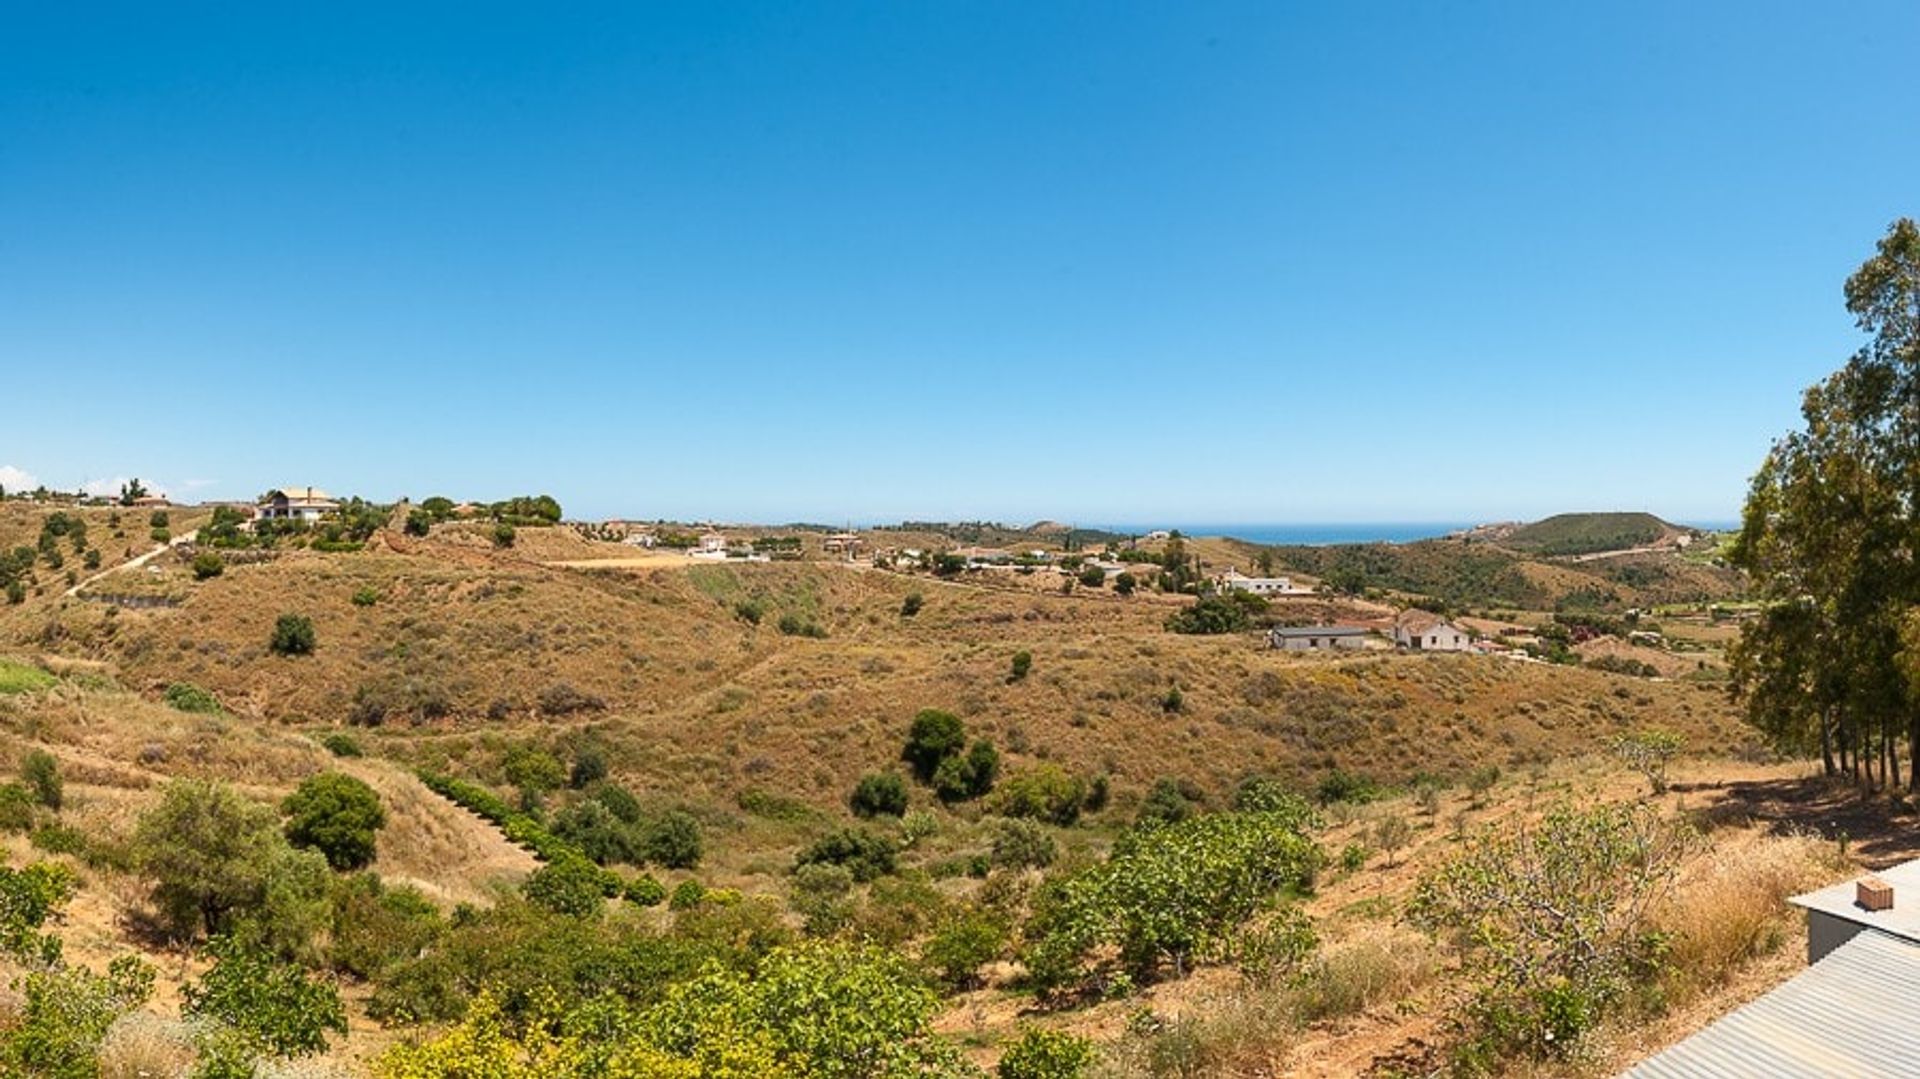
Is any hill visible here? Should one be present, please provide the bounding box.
[1498,511,1685,557]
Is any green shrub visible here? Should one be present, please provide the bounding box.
[642,810,703,869]
[624,874,667,907]
[668,879,707,911]
[790,862,858,935]
[1078,565,1106,587]
[591,782,645,824]
[191,551,226,580]
[185,936,346,1064]
[901,592,925,617]
[924,906,1009,990]
[132,780,288,941]
[268,613,316,656]
[491,522,516,548]
[351,586,380,607]
[551,800,640,866]
[569,748,609,789]
[989,817,1058,871]
[0,783,36,832]
[902,709,966,781]
[998,1027,1096,1079]
[1164,594,1255,634]
[796,828,897,883]
[1316,769,1380,805]
[20,750,61,812]
[849,771,910,818]
[1136,777,1203,828]
[319,732,363,758]
[283,773,387,871]
[990,765,1088,826]
[933,739,999,803]
[164,681,223,714]
[1009,650,1033,681]
[5,957,153,1077]
[522,857,609,918]
[327,874,444,981]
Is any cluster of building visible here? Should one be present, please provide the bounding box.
[1270,608,1504,655]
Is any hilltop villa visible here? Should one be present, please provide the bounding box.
[1393,610,1471,652]
[1218,568,1309,596]
[258,486,339,523]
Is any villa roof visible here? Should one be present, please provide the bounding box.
[1271,625,1367,639]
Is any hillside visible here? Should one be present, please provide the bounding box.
[1497,511,1684,557]
[0,504,1811,1077]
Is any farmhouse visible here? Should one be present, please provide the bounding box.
[1270,625,1369,651]
[1393,610,1471,652]
[1626,860,1920,1076]
[1218,569,1308,596]
[257,486,339,523]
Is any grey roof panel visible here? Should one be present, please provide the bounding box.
[1624,928,1920,1078]
[1270,625,1368,638]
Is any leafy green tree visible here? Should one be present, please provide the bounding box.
[1009,650,1033,682]
[521,856,608,918]
[1163,594,1254,634]
[795,828,897,883]
[900,591,925,617]
[849,771,909,818]
[934,739,999,802]
[191,551,225,580]
[989,764,1088,826]
[643,809,704,869]
[568,747,608,789]
[502,745,566,805]
[185,935,347,1064]
[1077,565,1106,588]
[268,613,316,656]
[5,957,154,1077]
[403,509,432,536]
[924,906,1009,990]
[902,709,966,781]
[998,1028,1095,1079]
[118,478,148,505]
[19,750,60,812]
[491,522,517,548]
[134,780,289,941]
[1114,571,1137,596]
[283,772,387,870]
[551,800,640,866]
[988,817,1058,870]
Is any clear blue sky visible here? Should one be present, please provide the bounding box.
[4,3,1915,524]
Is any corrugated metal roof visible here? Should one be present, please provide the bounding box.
[1624,928,1920,1077]
[1271,625,1367,638]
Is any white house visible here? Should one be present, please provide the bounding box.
[1270,625,1370,651]
[1219,569,1309,596]
[1393,610,1472,652]
[258,486,339,523]
[696,531,728,553]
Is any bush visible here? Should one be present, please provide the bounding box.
[643,810,704,869]
[1613,728,1685,795]
[849,771,910,818]
[733,599,764,625]
[1114,572,1137,596]
[163,681,223,714]
[990,765,1088,826]
[590,782,645,824]
[1136,777,1203,828]
[796,828,897,883]
[924,906,1009,990]
[998,1027,1096,1079]
[0,783,34,832]
[989,817,1058,871]
[132,780,289,941]
[1077,565,1106,588]
[185,936,347,1063]
[320,732,363,758]
[901,592,924,617]
[522,856,609,918]
[5,957,153,1077]
[624,874,667,907]
[1410,803,1694,1060]
[1009,650,1033,682]
[268,613,316,656]
[502,746,566,797]
[349,674,452,727]
[1316,769,1380,805]
[902,709,967,781]
[569,748,608,789]
[283,773,387,870]
[191,551,225,580]
[1164,594,1254,634]
[491,522,516,548]
[327,874,444,981]
[20,750,61,812]
[668,879,707,911]
[777,613,829,638]
[934,739,1000,803]
[351,586,380,607]
[536,682,604,716]
[551,800,640,866]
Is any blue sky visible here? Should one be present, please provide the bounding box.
[3,3,1915,524]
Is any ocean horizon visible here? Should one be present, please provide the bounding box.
[1095,523,1474,545]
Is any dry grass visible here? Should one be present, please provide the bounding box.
[98,1012,197,1078]
[1653,830,1848,997]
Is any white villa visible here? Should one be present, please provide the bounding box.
[1218,569,1310,596]
[258,486,339,523]
[1393,610,1472,652]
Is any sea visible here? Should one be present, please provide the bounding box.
[1095,523,1475,546]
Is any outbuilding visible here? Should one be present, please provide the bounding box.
[1270,625,1369,651]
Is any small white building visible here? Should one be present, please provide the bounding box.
[696,531,728,553]
[1271,625,1370,651]
[258,486,339,523]
[1219,569,1309,596]
[1393,610,1472,652]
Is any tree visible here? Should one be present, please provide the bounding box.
[1731,219,1920,791]
[283,773,387,870]
[492,522,517,548]
[1371,813,1413,868]
[502,746,565,805]
[568,747,608,789]
[1077,565,1106,588]
[849,772,909,818]
[521,856,608,918]
[118,478,148,506]
[1409,803,1693,1059]
[185,935,347,1064]
[934,739,998,802]
[642,810,703,869]
[998,1028,1095,1079]
[268,613,316,656]
[900,592,925,617]
[1163,594,1254,635]
[192,551,226,580]
[1009,650,1033,682]
[19,750,60,812]
[404,509,432,536]
[1612,729,1684,795]
[133,780,287,941]
[902,709,966,781]
[1114,571,1137,596]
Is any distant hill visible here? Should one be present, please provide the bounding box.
[1498,512,1682,557]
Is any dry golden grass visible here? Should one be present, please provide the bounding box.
[1653,829,1848,997]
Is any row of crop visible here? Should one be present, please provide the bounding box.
[415,769,625,895]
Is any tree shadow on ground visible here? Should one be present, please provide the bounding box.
[1676,774,1920,869]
